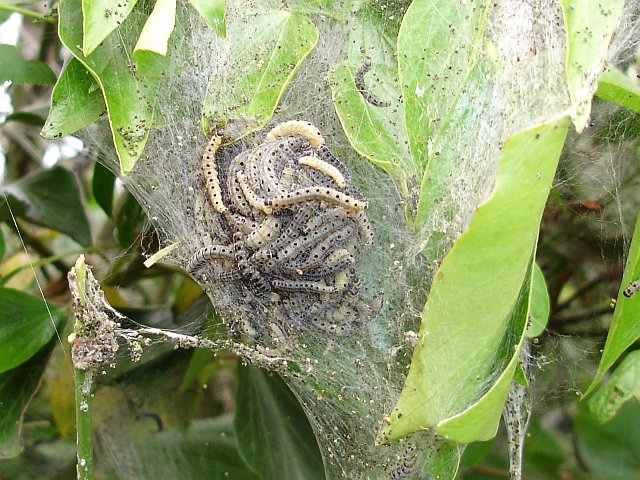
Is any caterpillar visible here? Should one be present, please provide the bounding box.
[316,145,351,182]
[303,225,357,268]
[245,216,282,249]
[271,278,338,294]
[278,219,351,261]
[303,207,348,235]
[267,187,368,212]
[297,255,355,281]
[265,120,325,148]
[299,155,347,188]
[353,211,374,247]
[201,135,227,213]
[355,58,392,108]
[623,278,640,297]
[187,245,234,273]
[258,139,300,196]
[236,170,273,214]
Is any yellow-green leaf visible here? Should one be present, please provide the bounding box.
[527,262,550,338]
[329,16,412,196]
[188,0,225,36]
[587,350,640,423]
[60,0,158,174]
[379,116,569,444]
[596,65,640,114]
[202,11,318,138]
[0,43,56,85]
[82,0,139,56]
[398,0,490,172]
[133,0,176,57]
[585,207,640,396]
[41,58,105,139]
[560,0,625,132]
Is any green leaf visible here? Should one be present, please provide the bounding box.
[133,0,176,58]
[331,62,410,187]
[92,161,116,217]
[460,439,494,467]
[0,288,64,373]
[560,0,625,132]
[0,43,56,84]
[436,259,532,442]
[0,228,4,262]
[59,0,158,174]
[136,416,260,479]
[329,17,412,196]
[596,65,640,114]
[0,340,56,458]
[396,0,495,245]
[575,400,640,480]
[187,0,225,36]
[0,192,26,229]
[587,350,640,423]
[522,420,565,477]
[202,11,318,137]
[513,361,529,387]
[114,190,143,248]
[235,364,324,480]
[527,263,550,338]
[380,116,570,444]
[82,0,140,56]
[428,441,462,480]
[19,166,92,245]
[286,0,355,19]
[41,58,106,139]
[3,111,45,127]
[179,348,218,391]
[131,0,176,80]
[398,0,489,173]
[2,166,92,247]
[585,207,640,396]
[414,63,492,240]
[594,109,640,144]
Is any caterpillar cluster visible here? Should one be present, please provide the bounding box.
[188,120,375,339]
[388,445,417,479]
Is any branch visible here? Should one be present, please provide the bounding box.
[551,306,613,330]
[0,5,56,24]
[471,463,540,480]
[68,256,94,480]
[554,272,615,314]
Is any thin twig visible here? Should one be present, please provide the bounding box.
[0,245,111,287]
[0,5,57,24]
[2,124,43,163]
[554,272,615,313]
[551,306,613,328]
[120,326,292,372]
[14,219,70,273]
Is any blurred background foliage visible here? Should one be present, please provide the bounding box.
[0,1,639,479]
